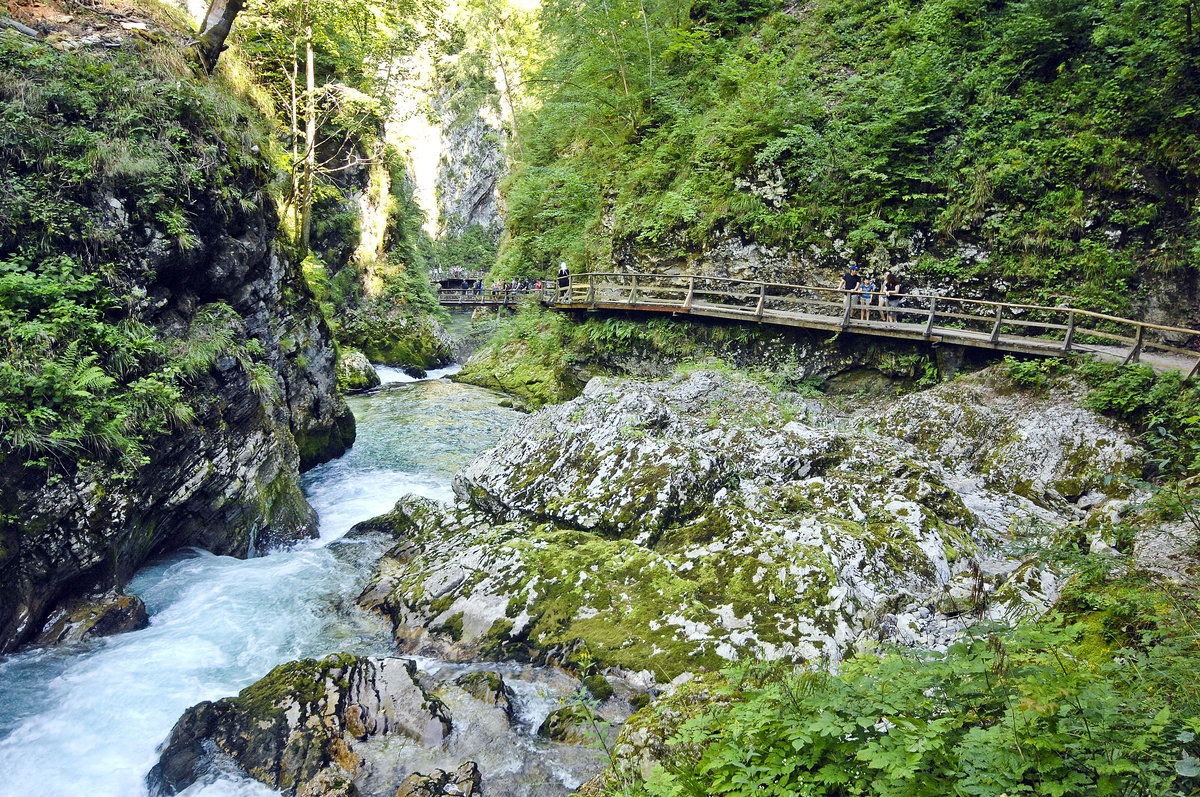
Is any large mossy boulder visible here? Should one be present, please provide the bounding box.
[336,347,381,393]
[354,369,1136,679]
[148,655,451,796]
[452,337,584,410]
[340,313,453,373]
[879,370,1141,508]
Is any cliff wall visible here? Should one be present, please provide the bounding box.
[0,25,353,653]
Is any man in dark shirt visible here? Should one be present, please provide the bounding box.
[837,264,861,313]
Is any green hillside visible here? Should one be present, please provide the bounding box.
[500,0,1199,315]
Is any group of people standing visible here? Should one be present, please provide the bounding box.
[481,278,540,297]
[837,264,903,321]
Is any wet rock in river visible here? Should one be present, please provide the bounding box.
[393,761,482,796]
[148,654,450,796]
[454,671,515,717]
[538,705,597,746]
[34,589,148,646]
[337,347,382,393]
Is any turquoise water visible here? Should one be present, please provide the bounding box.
[0,372,520,797]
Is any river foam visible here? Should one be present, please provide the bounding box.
[0,377,517,797]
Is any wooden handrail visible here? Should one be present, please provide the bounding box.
[448,269,1200,376]
[547,270,1200,341]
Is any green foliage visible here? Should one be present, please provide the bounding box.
[0,39,276,479]
[1003,354,1065,392]
[619,616,1200,797]
[1078,361,1200,477]
[503,0,1200,305]
[433,224,500,275]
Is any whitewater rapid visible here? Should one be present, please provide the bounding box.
[0,369,516,797]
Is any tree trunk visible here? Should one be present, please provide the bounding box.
[300,24,316,257]
[289,36,301,243]
[493,27,524,154]
[194,0,246,74]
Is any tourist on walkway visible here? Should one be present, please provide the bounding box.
[558,261,570,301]
[883,271,902,322]
[838,264,861,315]
[860,274,876,320]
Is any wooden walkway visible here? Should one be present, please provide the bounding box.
[518,272,1200,377]
[437,289,538,308]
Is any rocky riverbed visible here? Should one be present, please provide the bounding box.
[151,364,1143,796]
[354,368,1137,677]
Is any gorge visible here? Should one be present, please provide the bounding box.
[0,0,1198,793]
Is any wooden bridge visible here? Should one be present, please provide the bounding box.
[437,288,537,308]
[439,272,1200,377]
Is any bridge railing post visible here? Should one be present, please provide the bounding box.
[1062,311,1075,353]
[1122,324,1145,365]
[628,275,639,305]
[924,297,938,338]
[989,305,1003,344]
[682,276,695,311]
[755,282,766,320]
[586,275,596,306]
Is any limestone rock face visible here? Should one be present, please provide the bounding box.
[33,589,149,646]
[356,369,1140,678]
[337,348,382,393]
[148,655,451,796]
[879,373,1141,509]
[434,75,504,238]
[0,145,353,655]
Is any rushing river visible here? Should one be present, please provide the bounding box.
[0,367,587,797]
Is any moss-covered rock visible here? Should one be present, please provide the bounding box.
[339,313,452,373]
[393,761,482,797]
[358,371,1104,680]
[147,655,450,796]
[454,671,515,716]
[335,347,381,393]
[537,705,597,745]
[33,589,148,646]
[453,336,584,410]
[879,369,1142,511]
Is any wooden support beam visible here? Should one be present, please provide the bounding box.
[1062,311,1075,353]
[1189,356,1200,380]
[1122,324,1145,365]
[924,298,938,338]
[755,282,766,320]
[989,305,1003,344]
[586,276,596,306]
[682,276,695,312]
[628,276,639,305]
